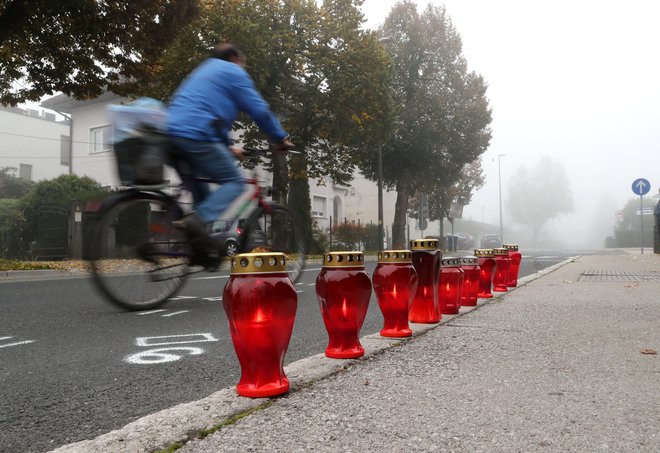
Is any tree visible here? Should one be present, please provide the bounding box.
[0,167,34,198]
[0,0,200,105]
[371,1,492,247]
[506,156,574,244]
[149,0,390,250]
[427,159,485,238]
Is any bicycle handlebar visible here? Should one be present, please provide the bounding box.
[242,146,299,159]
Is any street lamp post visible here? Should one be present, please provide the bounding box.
[376,36,391,252]
[498,154,506,244]
[377,144,384,251]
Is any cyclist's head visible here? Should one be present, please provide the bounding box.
[210,43,246,67]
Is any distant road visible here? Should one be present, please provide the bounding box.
[0,250,578,452]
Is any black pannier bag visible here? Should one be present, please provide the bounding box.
[113,127,169,186]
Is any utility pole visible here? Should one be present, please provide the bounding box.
[498,154,506,243]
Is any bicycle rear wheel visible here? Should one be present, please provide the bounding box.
[89,191,191,310]
[241,204,306,283]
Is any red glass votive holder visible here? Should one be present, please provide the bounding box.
[373,250,419,337]
[223,253,297,398]
[504,244,522,287]
[438,257,463,315]
[492,247,511,292]
[460,256,480,307]
[316,251,372,358]
[409,239,442,323]
[475,249,496,298]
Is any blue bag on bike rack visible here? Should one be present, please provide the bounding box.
[108,98,169,186]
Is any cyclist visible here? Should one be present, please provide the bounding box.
[167,42,294,265]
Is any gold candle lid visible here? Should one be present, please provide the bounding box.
[493,247,509,256]
[503,244,519,251]
[322,251,365,268]
[460,256,479,265]
[441,257,461,266]
[474,248,495,257]
[410,239,439,251]
[377,250,412,263]
[230,252,287,274]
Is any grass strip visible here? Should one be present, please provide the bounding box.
[153,401,274,453]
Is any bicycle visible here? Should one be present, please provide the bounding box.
[89,137,306,311]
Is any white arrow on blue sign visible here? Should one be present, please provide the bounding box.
[631,178,651,196]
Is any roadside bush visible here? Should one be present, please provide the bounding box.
[331,222,380,252]
[7,175,109,259]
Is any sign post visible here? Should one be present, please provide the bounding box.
[631,178,651,254]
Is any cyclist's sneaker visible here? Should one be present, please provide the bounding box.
[174,213,225,270]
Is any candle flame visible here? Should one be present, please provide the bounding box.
[254,307,266,323]
[392,283,397,296]
[423,286,427,297]
[341,297,348,318]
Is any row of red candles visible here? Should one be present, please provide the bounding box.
[222,242,522,398]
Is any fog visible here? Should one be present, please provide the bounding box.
[362,0,660,249]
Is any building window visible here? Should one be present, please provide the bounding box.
[19,164,32,181]
[89,125,112,153]
[312,195,327,218]
[60,135,71,165]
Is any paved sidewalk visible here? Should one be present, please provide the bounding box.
[52,251,660,452]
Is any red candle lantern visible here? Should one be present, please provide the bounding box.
[373,250,419,337]
[316,251,372,359]
[504,244,522,287]
[475,249,496,299]
[438,257,464,315]
[460,256,480,307]
[223,252,297,398]
[492,247,511,292]
[409,239,442,323]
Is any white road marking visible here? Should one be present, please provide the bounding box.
[193,275,230,280]
[0,338,35,349]
[307,283,315,286]
[296,290,304,293]
[161,310,189,317]
[303,267,321,272]
[0,336,11,341]
[135,333,218,347]
[168,295,197,301]
[125,347,204,364]
[136,309,166,316]
[202,296,223,301]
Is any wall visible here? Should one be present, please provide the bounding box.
[0,107,70,182]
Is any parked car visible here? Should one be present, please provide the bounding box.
[480,234,501,248]
[208,218,266,257]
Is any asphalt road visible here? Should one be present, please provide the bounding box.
[0,251,575,453]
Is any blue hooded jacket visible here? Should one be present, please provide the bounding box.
[167,58,287,144]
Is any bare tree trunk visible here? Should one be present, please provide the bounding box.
[272,153,289,206]
[392,176,411,249]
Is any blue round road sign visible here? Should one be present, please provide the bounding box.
[631,178,651,196]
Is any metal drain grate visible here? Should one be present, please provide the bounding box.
[578,270,660,282]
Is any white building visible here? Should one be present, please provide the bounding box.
[0,105,70,182]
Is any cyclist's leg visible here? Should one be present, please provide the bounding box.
[188,142,244,223]
[169,138,244,265]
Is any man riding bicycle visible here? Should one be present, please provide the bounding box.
[167,42,294,265]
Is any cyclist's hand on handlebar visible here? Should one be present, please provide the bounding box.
[272,138,296,153]
[229,145,245,160]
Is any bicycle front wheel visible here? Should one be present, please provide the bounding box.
[89,191,191,310]
[241,204,306,283]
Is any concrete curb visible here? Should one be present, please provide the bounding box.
[0,269,84,281]
[48,257,577,453]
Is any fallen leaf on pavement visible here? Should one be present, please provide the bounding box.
[640,348,657,355]
[623,283,639,288]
